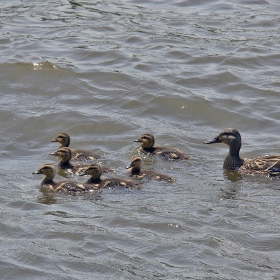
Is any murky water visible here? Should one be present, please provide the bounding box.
[1,0,280,279]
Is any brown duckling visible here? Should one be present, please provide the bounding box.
[126,156,176,182]
[32,163,88,194]
[79,163,139,189]
[51,132,103,160]
[134,133,189,160]
[50,147,114,175]
[204,128,280,176]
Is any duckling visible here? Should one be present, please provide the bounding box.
[134,133,189,160]
[32,163,88,194]
[50,147,114,175]
[79,163,139,189]
[126,156,176,182]
[51,132,103,160]
[204,128,280,176]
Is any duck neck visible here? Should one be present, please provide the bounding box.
[65,138,70,147]
[86,177,102,184]
[224,141,244,170]
[41,176,55,186]
[141,146,156,153]
[131,167,141,175]
[229,141,241,156]
[59,158,74,169]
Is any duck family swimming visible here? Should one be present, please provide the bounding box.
[49,147,114,175]
[204,128,280,176]
[51,132,103,161]
[35,132,181,194]
[33,128,280,195]
[126,156,176,182]
[134,133,189,160]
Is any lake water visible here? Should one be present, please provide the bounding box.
[1,0,280,279]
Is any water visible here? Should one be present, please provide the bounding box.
[1,0,280,279]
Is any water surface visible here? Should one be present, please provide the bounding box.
[1,0,280,279]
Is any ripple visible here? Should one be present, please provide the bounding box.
[1,0,280,279]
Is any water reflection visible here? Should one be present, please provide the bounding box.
[56,168,73,178]
[219,185,240,200]
[36,185,104,205]
[36,190,57,205]
[217,171,243,200]
[224,170,243,183]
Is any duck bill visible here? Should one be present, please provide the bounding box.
[51,138,58,142]
[133,139,142,143]
[32,169,43,175]
[49,151,59,156]
[78,169,88,176]
[126,162,134,169]
[204,137,221,144]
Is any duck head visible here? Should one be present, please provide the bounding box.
[50,147,72,162]
[79,163,102,180]
[51,133,70,147]
[204,128,241,147]
[33,163,56,180]
[134,133,155,149]
[204,128,242,157]
[126,156,142,170]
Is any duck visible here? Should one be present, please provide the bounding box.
[32,163,88,194]
[134,133,189,160]
[126,156,176,182]
[51,132,103,160]
[49,147,114,175]
[79,163,139,189]
[204,128,280,176]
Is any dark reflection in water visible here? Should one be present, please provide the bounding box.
[224,170,243,183]
[37,186,106,205]
[36,189,57,205]
[219,185,240,200]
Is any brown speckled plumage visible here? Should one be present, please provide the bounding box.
[80,163,139,189]
[51,132,103,161]
[126,156,176,182]
[32,163,88,194]
[50,147,114,175]
[134,133,189,160]
[204,128,280,176]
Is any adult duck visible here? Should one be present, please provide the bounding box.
[204,128,280,176]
